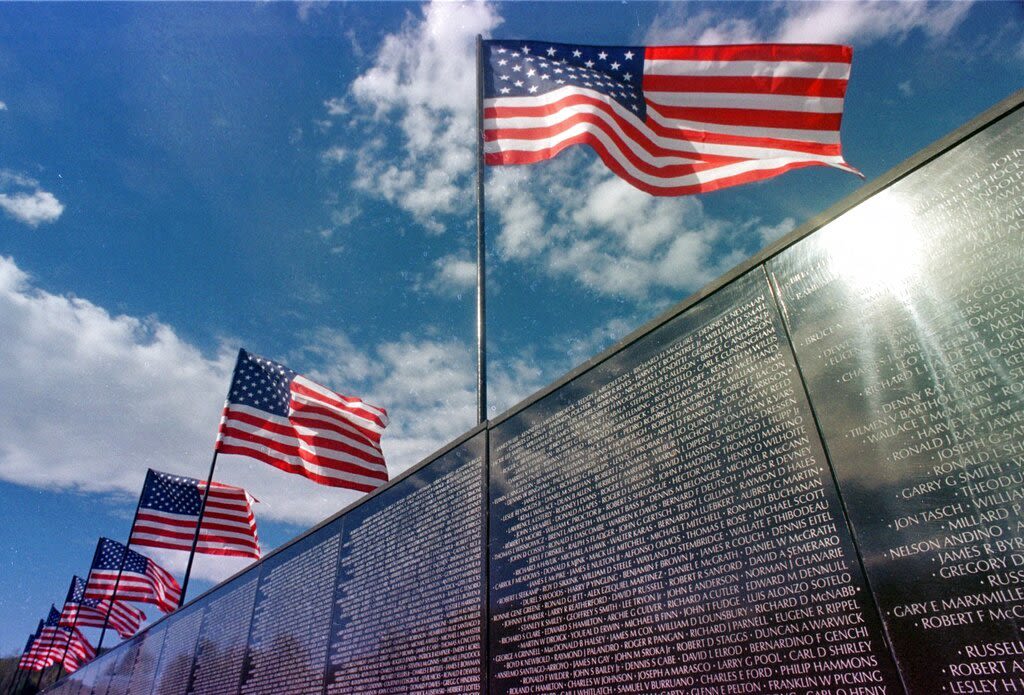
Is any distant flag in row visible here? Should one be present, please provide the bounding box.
[16,621,45,671]
[216,348,390,492]
[19,607,94,673]
[84,538,181,614]
[24,607,64,671]
[482,40,860,195]
[60,575,145,639]
[130,469,261,559]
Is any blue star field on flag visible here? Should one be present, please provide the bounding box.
[140,470,204,516]
[67,576,100,610]
[226,349,295,417]
[483,40,647,119]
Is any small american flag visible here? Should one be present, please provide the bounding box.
[17,621,47,671]
[60,575,145,639]
[482,40,859,195]
[129,469,261,559]
[21,605,73,671]
[16,630,38,671]
[84,538,182,614]
[216,349,389,492]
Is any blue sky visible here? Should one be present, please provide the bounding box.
[0,1,1021,656]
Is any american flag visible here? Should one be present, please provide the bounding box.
[215,349,389,492]
[16,622,45,671]
[60,575,145,639]
[482,40,859,195]
[129,469,261,559]
[63,628,96,673]
[21,608,62,670]
[84,538,182,614]
[50,627,95,674]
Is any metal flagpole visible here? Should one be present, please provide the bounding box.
[178,451,220,607]
[2,651,22,694]
[96,486,146,654]
[17,664,34,695]
[476,34,488,425]
[11,627,39,695]
[33,608,60,692]
[3,649,26,695]
[14,660,32,695]
[54,577,85,686]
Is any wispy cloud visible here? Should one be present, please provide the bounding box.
[420,254,476,297]
[321,146,349,164]
[773,1,973,45]
[0,101,7,111]
[487,157,765,299]
[645,1,975,45]
[0,254,544,543]
[324,1,501,232]
[0,170,64,227]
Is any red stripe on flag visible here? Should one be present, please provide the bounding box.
[216,443,383,492]
[642,74,849,98]
[646,44,852,63]
[650,104,843,131]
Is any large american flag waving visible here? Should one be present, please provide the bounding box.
[60,575,145,639]
[216,349,389,492]
[84,538,182,614]
[482,40,859,195]
[129,469,261,559]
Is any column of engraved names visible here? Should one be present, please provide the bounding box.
[240,532,340,695]
[786,133,1024,694]
[648,293,887,693]
[188,577,258,695]
[86,653,117,695]
[491,284,890,694]
[153,609,205,695]
[126,628,167,694]
[326,458,484,694]
[102,640,141,695]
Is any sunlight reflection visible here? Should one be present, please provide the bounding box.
[826,192,924,296]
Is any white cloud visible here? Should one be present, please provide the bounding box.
[324,97,348,116]
[774,1,973,45]
[0,256,235,494]
[424,254,476,296]
[563,316,640,367]
[0,255,547,583]
[330,1,501,230]
[488,156,774,299]
[321,146,349,164]
[645,9,761,45]
[757,217,797,245]
[0,190,64,227]
[646,1,975,46]
[0,171,64,227]
[296,1,327,23]
[0,101,7,111]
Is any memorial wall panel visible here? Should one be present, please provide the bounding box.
[325,433,487,694]
[239,520,342,695]
[152,607,205,695]
[52,662,86,695]
[489,270,901,694]
[104,639,141,695]
[125,622,166,694]
[187,573,259,695]
[72,656,100,695]
[769,105,1024,692]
